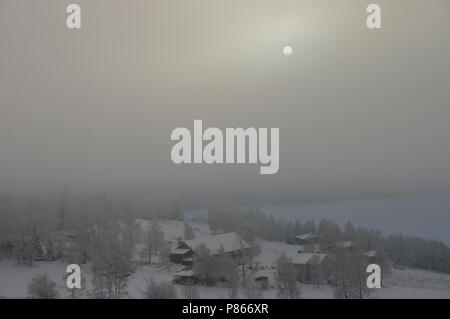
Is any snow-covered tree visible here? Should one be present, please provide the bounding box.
[57,185,70,231]
[309,253,324,288]
[243,271,263,299]
[193,244,221,286]
[184,222,195,240]
[90,220,133,299]
[275,253,301,299]
[344,222,356,242]
[182,285,200,299]
[144,220,164,264]
[169,200,184,220]
[143,279,177,299]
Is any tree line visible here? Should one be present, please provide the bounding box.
[207,205,450,273]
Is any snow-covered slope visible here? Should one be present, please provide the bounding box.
[1,219,449,299]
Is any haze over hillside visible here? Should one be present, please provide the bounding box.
[185,194,450,245]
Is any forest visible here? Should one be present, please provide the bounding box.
[1,189,450,299]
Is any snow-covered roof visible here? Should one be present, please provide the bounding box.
[181,232,249,255]
[295,233,317,240]
[172,248,191,255]
[364,250,377,258]
[298,244,321,253]
[255,269,273,279]
[336,241,357,248]
[289,253,329,265]
[174,270,195,277]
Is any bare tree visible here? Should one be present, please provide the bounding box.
[144,220,164,264]
[193,244,221,286]
[235,239,260,284]
[309,253,323,288]
[216,247,239,298]
[90,220,132,299]
[243,271,263,299]
[333,247,370,299]
[182,285,200,299]
[27,274,59,299]
[184,222,195,240]
[275,253,301,299]
[159,241,171,265]
[333,248,351,299]
[350,248,370,299]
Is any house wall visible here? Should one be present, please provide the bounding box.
[294,257,335,284]
[170,250,193,265]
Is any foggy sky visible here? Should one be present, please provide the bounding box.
[1,0,449,205]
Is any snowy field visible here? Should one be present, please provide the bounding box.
[1,220,450,299]
[0,259,334,299]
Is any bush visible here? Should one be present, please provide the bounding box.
[143,278,177,299]
[27,274,59,299]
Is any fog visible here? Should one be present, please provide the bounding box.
[1,0,449,206]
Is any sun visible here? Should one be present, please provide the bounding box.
[282,46,294,56]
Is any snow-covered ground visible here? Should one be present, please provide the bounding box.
[1,219,450,299]
[0,260,73,299]
[0,259,334,299]
[374,268,450,299]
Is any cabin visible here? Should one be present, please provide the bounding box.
[334,241,359,253]
[254,271,271,290]
[289,253,334,284]
[363,250,378,263]
[170,248,194,265]
[173,269,196,285]
[286,233,318,245]
[170,232,250,266]
[297,244,321,254]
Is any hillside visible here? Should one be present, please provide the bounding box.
[1,219,450,299]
